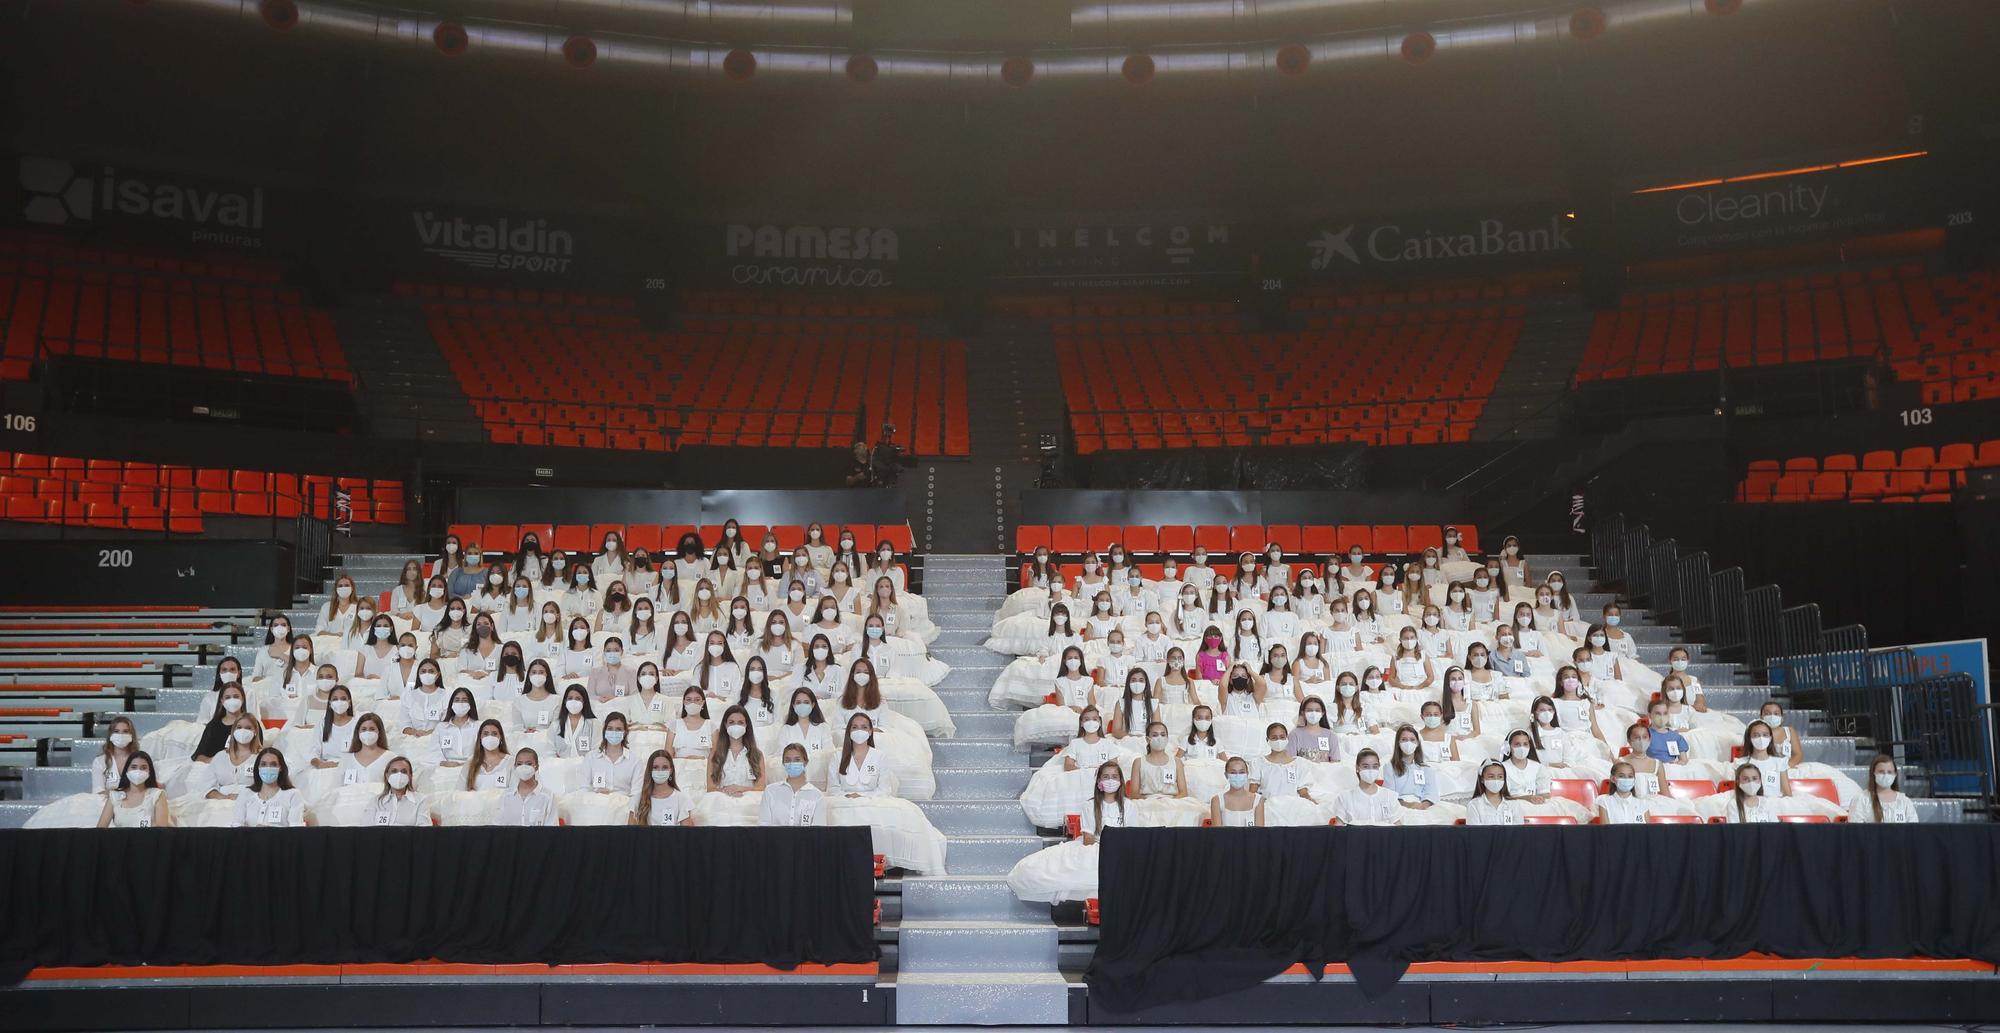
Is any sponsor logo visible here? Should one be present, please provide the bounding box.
[1673,182,1829,227]
[1010,224,1229,267]
[1310,215,1572,269]
[410,210,574,273]
[18,156,266,247]
[724,224,900,288]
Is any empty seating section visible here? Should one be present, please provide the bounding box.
[426,297,969,456]
[1057,304,1522,452]
[988,295,1239,320]
[1736,440,1999,503]
[1575,265,2000,403]
[447,520,914,556]
[1287,271,1567,312]
[0,230,350,383]
[0,451,405,531]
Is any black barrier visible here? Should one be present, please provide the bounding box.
[1901,673,1993,805]
[1085,825,2000,1011]
[0,539,294,607]
[0,827,878,980]
[1677,551,1714,639]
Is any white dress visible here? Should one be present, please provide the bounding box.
[1847,791,1919,824]
[496,787,561,826]
[234,788,307,827]
[638,791,693,825]
[1331,786,1399,826]
[108,788,165,827]
[1465,795,1522,826]
[1006,798,1128,905]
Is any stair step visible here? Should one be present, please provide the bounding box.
[901,875,1047,922]
[938,834,1047,874]
[896,921,1058,972]
[918,799,1038,836]
[892,972,1069,1025]
[930,768,1033,799]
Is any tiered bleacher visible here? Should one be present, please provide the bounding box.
[0,229,351,383]
[1575,264,2000,404]
[413,283,969,456]
[0,450,405,531]
[1057,301,1522,451]
[1735,440,2000,503]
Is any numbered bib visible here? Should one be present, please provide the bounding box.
[1161,767,1177,786]
[1666,740,1681,758]
[592,771,609,789]
[696,731,713,749]
[342,768,359,786]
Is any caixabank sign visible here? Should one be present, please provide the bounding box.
[10,154,278,249]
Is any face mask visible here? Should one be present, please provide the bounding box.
[527,672,548,688]
[1511,744,1530,759]
[697,589,713,602]
[1382,574,1396,586]
[1498,636,1515,648]
[1083,720,1102,734]
[565,699,584,715]
[1164,566,1178,577]
[1666,689,1683,703]
[576,574,591,587]
[1741,780,1761,797]
[1148,735,1168,751]
[1227,773,1250,790]
[1471,656,1488,669]
[1054,615,1070,627]
[1364,677,1382,690]
[849,728,871,744]
[790,589,806,602]
[1338,682,1358,697]
[1268,739,1288,753]
[1538,597,1553,608]
[292,647,310,662]
[1763,713,1783,728]
[387,771,410,790]
[604,650,625,665]
[1873,770,1897,789]
[447,610,467,623]
[1484,777,1506,794]
[1357,601,1372,613]
[1750,735,1771,751]
[866,627,885,640]
[1423,715,1441,729]
[451,701,471,717]
[1634,736,1651,753]
[1401,638,1418,650]
[515,764,538,782]
[1606,776,1635,794]
[1062,658,1083,673]
[553,557,567,570]
[233,727,255,744]
[107,731,136,750]
[1194,718,1213,732]
[1358,766,1380,783]
[256,766,281,784]
[853,671,872,686]
[668,621,689,636]
[784,761,808,779]
[1561,678,1581,692]
[1098,777,1122,793]
[1535,710,1554,726]
[220,670,239,684]
[429,587,446,600]
[1475,577,1490,588]
[1398,740,1418,755]
[419,672,439,687]
[707,644,725,658]
[1670,659,1689,672]
[600,729,624,746]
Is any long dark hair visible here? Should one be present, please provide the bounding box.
[840,658,882,711]
[113,750,157,794]
[837,713,874,775]
[707,704,765,786]
[318,686,354,746]
[1867,751,1898,824]
[1091,759,1126,836]
[1389,723,1422,776]
[633,749,679,825]
[466,720,508,790]
[1119,669,1154,735]
[252,747,295,791]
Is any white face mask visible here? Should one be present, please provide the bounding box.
[1670,659,1689,671]
[222,696,244,713]
[651,769,674,785]
[1065,658,1082,672]
[1590,635,1606,647]
[429,587,446,600]
[529,673,548,687]
[697,589,713,601]
[418,672,439,686]
[219,670,239,684]
[481,735,501,751]
[1358,766,1380,782]
[1422,714,1441,728]
[335,585,353,599]
[1269,739,1289,753]
[1364,677,1382,690]
[1510,744,1530,759]
[515,764,538,783]
[1484,777,1506,794]
[794,702,814,717]
[1082,720,1101,734]
[1424,616,1440,627]
[748,670,766,684]
[565,699,584,714]
[674,623,691,636]
[292,647,310,662]
[733,608,748,619]
[684,701,704,716]
[1535,710,1553,726]
[388,771,410,790]
[707,643,725,658]
[1750,735,1771,751]
[110,732,134,748]
[1193,718,1212,732]
[813,646,830,661]
[451,701,471,717]
[852,672,871,686]
[1740,779,1762,797]
[571,628,588,642]
[1399,739,1418,755]
[1338,683,1357,697]
[1873,770,1896,788]
[232,727,255,744]
[849,728,871,744]
[639,674,658,690]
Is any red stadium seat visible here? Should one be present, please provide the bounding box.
[1371,525,1408,553]
[1228,525,1264,554]
[1088,525,1123,553]
[1791,777,1839,807]
[1666,779,1718,800]
[625,524,663,553]
[1265,525,1301,553]
[1550,778,1598,812]
[1405,525,1444,553]
[1016,526,1051,554]
[1337,525,1372,553]
[1194,525,1231,552]
[590,524,626,549]
[553,524,590,553]
[877,525,914,552]
[1300,525,1337,554]
[1123,525,1159,553]
[1157,525,1193,553]
[1051,525,1087,554]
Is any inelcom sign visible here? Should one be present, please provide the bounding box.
[1622,156,1934,255]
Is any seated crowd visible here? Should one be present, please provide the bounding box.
[997,530,1920,905]
[42,521,955,874]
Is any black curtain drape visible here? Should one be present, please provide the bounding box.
[1085,825,2000,1012]
[0,827,878,985]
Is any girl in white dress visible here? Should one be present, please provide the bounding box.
[693,632,744,705]
[1260,645,1298,706]
[517,660,561,734]
[798,634,845,701]
[1255,723,1314,805]
[90,717,140,795]
[1509,603,1546,659]
[1596,761,1651,825]
[388,560,427,619]
[757,614,800,682]
[1331,749,1400,826]
[1497,536,1530,587]
[1061,708,1121,774]
[623,661,673,730]
[428,687,484,769]
[1209,757,1265,827]
[706,704,767,797]
[1739,721,1791,798]
[462,721,513,791]
[659,613,701,675]
[337,714,393,786]
[723,596,759,656]
[1132,722,1189,800]
[551,685,599,760]
[471,566,511,616]
[303,685,361,768]
[1757,702,1805,768]
[431,602,474,659]
[1387,629,1435,694]
[1183,706,1223,761]
[584,714,640,795]
[1503,729,1552,802]
[401,660,450,736]
[97,752,171,828]
[829,714,887,797]
[1725,762,1778,823]
[234,749,312,827]
[1466,762,1523,826]
[1850,753,1919,823]
[497,749,560,827]
[631,749,693,826]
[1108,669,1157,741]
[199,716,264,800]
[670,687,714,759]
[781,688,835,754]
[366,757,429,826]
[498,577,541,635]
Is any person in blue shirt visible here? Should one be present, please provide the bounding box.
[446,546,489,599]
[1382,724,1439,810]
[1643,699,1692,765]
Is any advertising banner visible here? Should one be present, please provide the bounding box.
[8,153,285,251]
[1620,156,1935,255]
[1291,202,1577,280]
[676,220,942,291]
[361,199,654,289]
[983,216,1248,289]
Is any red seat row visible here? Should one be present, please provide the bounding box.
[447,522,915,556]
[0,230,351,384]
[1576,264,2000,405]
[988,295,1239,321]
[0,451,405,532]
[1014,523,1477,556]
[1736,440,1998,503]
[1058,304,1522,452]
